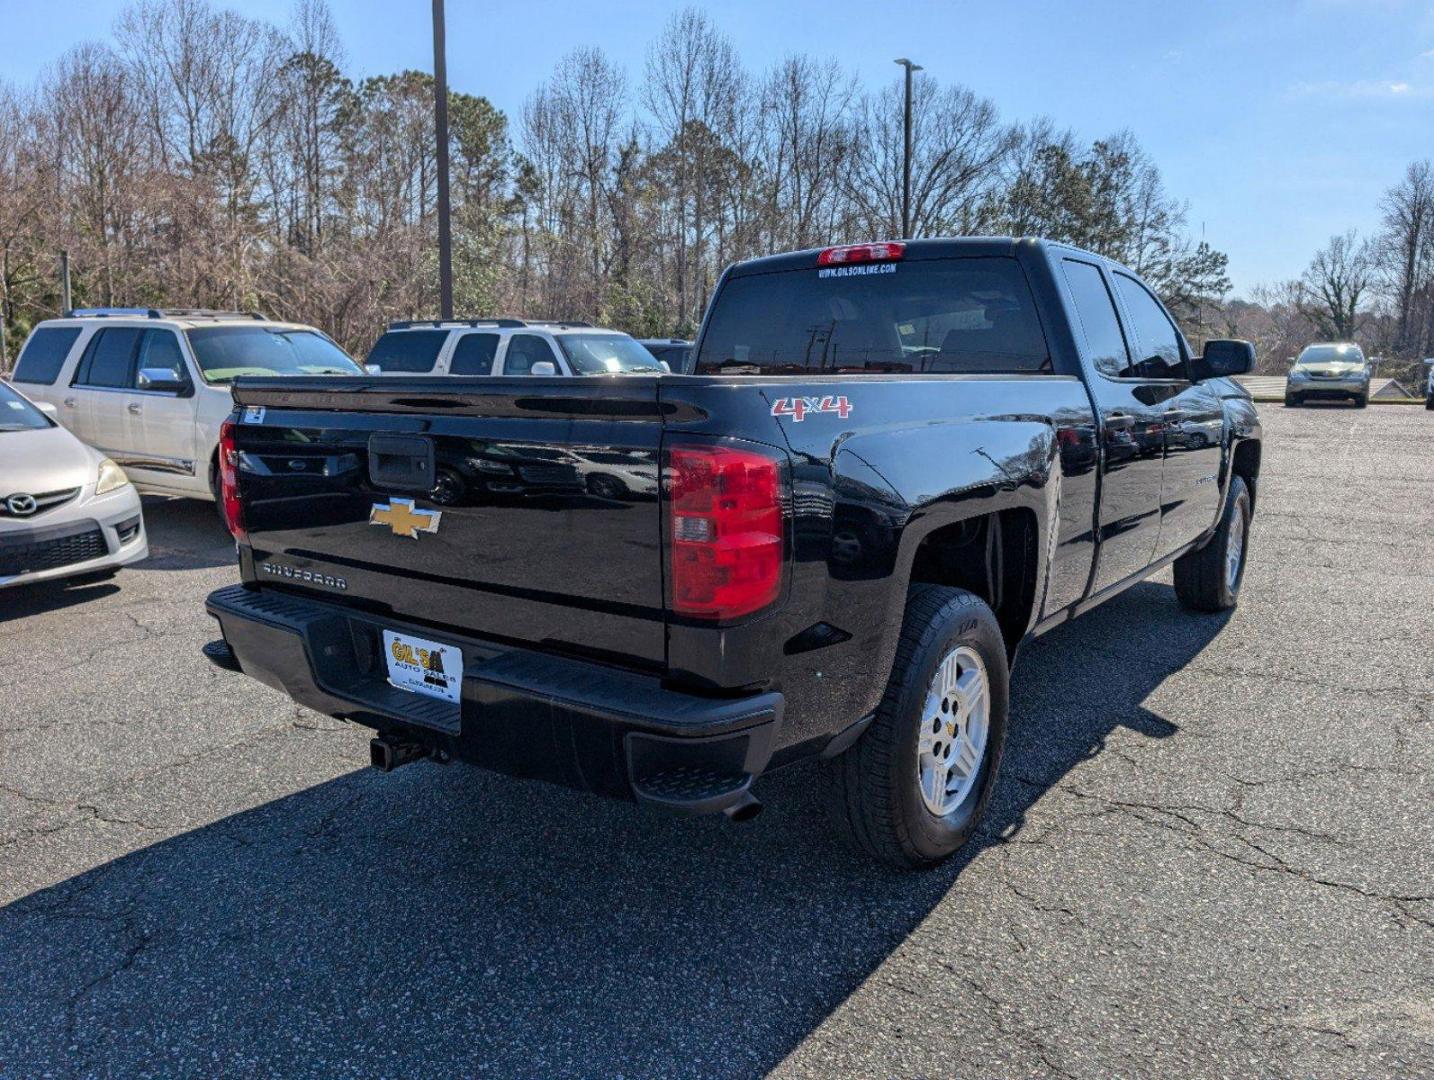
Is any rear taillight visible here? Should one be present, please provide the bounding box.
[817,241,905,266]
[218,420,248,543]
[667,444,784,621]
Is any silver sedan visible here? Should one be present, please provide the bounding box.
[0,381,149,588]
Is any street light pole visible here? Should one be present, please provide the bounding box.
[894,58,922,239]
[432,0,454,319]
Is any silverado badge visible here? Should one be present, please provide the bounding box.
[370,498,442,539]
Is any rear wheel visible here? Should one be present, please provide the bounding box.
[209,459,228,529]
[1353,394,1368,408]
[825,585,1009,869]
[1284,393,1300,408]
[1173,475,1251,612]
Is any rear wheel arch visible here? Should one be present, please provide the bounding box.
[904,507,1042,662]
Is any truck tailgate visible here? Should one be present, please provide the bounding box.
[228,378,666,669]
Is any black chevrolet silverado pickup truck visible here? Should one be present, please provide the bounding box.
[205,238,1261,868]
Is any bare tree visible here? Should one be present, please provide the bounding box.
[1298,231,1374,342]
[1376,159,1434,355]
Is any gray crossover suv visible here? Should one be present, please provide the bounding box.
[1285,343,1371,408]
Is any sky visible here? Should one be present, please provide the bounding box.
[6,0,1433,296]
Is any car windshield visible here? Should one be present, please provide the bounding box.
[556,334,664,374]
[1297,345,1363,365]
[0,382,52,432]
[187,327,362,383]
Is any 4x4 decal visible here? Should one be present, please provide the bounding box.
[771,396,852,422]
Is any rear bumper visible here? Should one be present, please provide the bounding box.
[204,585,782,814]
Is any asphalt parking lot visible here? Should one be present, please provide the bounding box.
[1,403,1430,1079]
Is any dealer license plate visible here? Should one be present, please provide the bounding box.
[382,630,463,704]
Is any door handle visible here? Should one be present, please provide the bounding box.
[1105,413,1134,431]
[63,397,77,408]
[127,403,143,415]
[1163,407,1188,421]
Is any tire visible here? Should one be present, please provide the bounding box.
[1425,397,1433,411]
[1173,474,1251,612]
[1353,395,1368,409]
[824,585,1010,870]
[1284,394,1299,408]
[209,460,228,529]
[586,473,627,500]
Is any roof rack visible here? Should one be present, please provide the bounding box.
[385,317,594,331]
[64,307,267,321]
[387,318,527,330]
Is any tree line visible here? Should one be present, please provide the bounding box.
[3,0,1234,366]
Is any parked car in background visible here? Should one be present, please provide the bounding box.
[9,309,362,508]
[1424,358,1433,409]
[637,338,692,371]
[1285,342,1371,407]
[364,319,665,377]
[0,381,147,588]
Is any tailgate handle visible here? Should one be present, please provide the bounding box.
[367,434,436,492]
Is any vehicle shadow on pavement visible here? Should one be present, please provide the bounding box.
[128,495,236,571]
[0,578,122,623]
[0,582,1227,1078]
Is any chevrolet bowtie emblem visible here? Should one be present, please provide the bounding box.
[369,497,442,539]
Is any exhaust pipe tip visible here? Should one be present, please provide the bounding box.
[369,736,429,773]
[722,790,763,823]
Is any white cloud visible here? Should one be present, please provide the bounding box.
[1288,77,1433,100]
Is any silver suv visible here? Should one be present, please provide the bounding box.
[1285,342,1371,408]
[365,319,666,377]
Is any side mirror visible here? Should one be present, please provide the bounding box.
[658,360,672,373]
[364,363,382,375]
[1192,339,1255,381]
[136,367,191,395]
[35,401,58,417]
[529,361,557,376]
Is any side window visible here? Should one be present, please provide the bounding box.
[1112,273,1186,380]
[136,330,191,387]
[502,334,560,376]
[449,333,500,375]
[72,327,142,389]
[12,327,82,385]
[1061,260,1132,379]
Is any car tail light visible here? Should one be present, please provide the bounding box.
[218,420,248,543]
[667,444,784,621]
[817,242,905,266]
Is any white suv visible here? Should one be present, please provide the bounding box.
[9,309,362,503]
[364,319,668,377]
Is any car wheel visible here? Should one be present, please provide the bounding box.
[1425,396,1433,411]
[1174,475,1251,612]
[430,468,465,506]
[1353,395,1368,408]
[1284,394,1299,408]
[824,585,1009,869]
[586,474,627,500]
[1187,432,1208,449]
[209,460,229,529]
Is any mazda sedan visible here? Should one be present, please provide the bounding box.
[0,380,148,588]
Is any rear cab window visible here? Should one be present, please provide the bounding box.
[695,257,1050,375]
[365,330,448,373]
[12,327,82,385]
